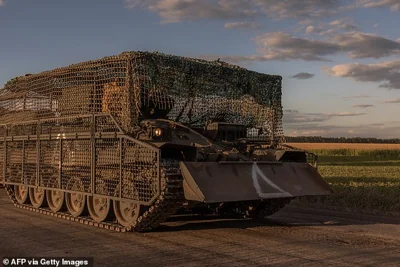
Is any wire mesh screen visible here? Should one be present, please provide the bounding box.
[0,141,4,183]
[8,123,37,136]
[23,140,37,186]
[41,116,92,135]
[39,140,60,188]
[61,139,91,193]
[0,51,284,144]
[5,141,23,184]
[0,55,129,133]
[95,115,122,133]
[95,138,120,198]
[121,138,159,202]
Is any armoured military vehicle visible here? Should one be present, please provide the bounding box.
[0,51,332,232]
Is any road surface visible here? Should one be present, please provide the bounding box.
[1,189,400,267]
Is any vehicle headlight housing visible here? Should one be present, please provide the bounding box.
[153,128,163,137]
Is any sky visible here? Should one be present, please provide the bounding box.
[0,0,399,138]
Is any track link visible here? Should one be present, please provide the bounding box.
[4,159,185,232]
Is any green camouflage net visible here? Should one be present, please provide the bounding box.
[0,51,284,144]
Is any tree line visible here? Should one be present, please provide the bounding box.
[284,136,400,144]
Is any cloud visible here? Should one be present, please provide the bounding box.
[283,110,366,124]
[305,25,325,34]
[329,19,359,31]
[289,72,315,79]
[299,19,314,26]
[325,60,400,89]
[210,31,400,63]
[0,0,4,7]
[284,122,400,138]
[283,112,330,123]
[125,0,341,23]
[303,18,359,37]
[334,32,400,58]
[384,98,400,103]
[353,104,374,108]
[254,0,340,19]
[357,0,400,11]
[253,32,339,61]
[284,109,299,113]
[224,22,259,29]
[342,94,370,99]
[327,112,366,116]
[124,0,257,23]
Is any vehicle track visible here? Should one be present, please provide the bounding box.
[3,159,185,232]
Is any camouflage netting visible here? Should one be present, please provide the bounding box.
[0,51,284,144]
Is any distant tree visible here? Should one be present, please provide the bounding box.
[284,135,400,144]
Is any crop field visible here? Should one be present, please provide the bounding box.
[290,143,400,215]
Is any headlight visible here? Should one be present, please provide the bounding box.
[154,128,163,137]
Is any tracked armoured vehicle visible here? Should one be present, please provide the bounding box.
[0,51,332,232]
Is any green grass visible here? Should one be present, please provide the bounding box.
[299,155,400,215]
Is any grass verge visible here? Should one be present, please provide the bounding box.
[297,155,400,215]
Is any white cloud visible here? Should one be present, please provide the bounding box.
[126,0,400,70]
[357,0,400,11]
[329,19,359,31]
[255,32,339,61]
[305,26,315,34]
[224,22,259,29]
[125,0,341,23]
[325,60,400,89]
[209,31,400,63]
[305,25,325,34]
[124,0,257,23]
[302,18,359,37]
[254,0,340,19]
[334,32,400,58]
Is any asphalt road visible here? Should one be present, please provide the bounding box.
[1,189,400,267]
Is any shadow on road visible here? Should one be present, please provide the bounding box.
[152,204,400,232]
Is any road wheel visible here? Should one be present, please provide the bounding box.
[46,190,66,212]
[88,182,113,222]
[65,179,88,217]
[113,200,140,227]
[14,185,29,204]
[29,187,47,208]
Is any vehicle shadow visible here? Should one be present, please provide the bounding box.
[154,216,290,232]
[153,203,400,232]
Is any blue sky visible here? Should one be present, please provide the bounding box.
[0,0,399,138]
